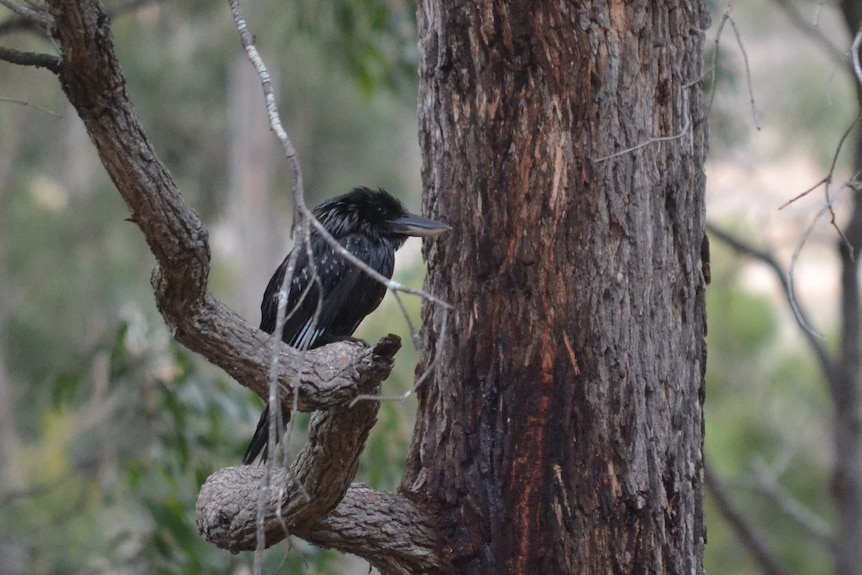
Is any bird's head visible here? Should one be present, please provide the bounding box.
[314,187,449,244]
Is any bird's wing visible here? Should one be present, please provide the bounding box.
[247,233,392,464]
[259,233,388,349]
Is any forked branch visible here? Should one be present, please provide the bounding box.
[31,0,445,572]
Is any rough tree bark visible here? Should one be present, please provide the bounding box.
[401,2,710,572]
[834,9,862,575]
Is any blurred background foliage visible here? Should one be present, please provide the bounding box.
[0,0,856,573]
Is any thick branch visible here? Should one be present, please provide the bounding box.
[196,384,447,573]
[40,0,439,570]
[174,294,401,412]
[197,374,382,550]
[199,478,445,574]
[298,486,447,574]
[48,0,210,318]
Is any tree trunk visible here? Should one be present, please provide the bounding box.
[403,2,710,573]
[835,3,862,573]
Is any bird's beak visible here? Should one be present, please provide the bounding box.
[389,213,450,237]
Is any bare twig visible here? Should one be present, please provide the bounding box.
[0,45,60,72]
[852,24,862,88]
[592,91,692,163]
[225,1,315,563]
[306,217,452,309]
[705,463,794,575]
[770,0,844,64]
[0,0,51,29]
[707,4,760,130]
[0,0,158,37]
[0,96,61,116]
[225,0,451,566]
[706,5,731,117]
[706,224,837,384]
[727,12,760,130]
[739,457,835,549]
[352,306,448,407]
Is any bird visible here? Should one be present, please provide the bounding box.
[243,186,449,464]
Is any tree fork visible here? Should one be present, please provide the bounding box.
[31,0,450,571]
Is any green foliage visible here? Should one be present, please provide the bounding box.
[269,0,418,95]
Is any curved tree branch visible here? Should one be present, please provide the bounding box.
[0,45,60,71]
[197,346,388,550]
[196,341,445,574]
[30,0,447,572]
[39,0,393,413]
[297,486,447,574]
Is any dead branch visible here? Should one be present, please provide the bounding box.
[0,45,60,71]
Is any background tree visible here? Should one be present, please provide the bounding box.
[703,1,862,574]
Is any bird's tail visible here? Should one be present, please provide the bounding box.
[243,406,291,464]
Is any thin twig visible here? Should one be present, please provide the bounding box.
[706,224,836,384]
[0,96,61,116]
[778,176,829,210]
[392,290,420,349]
[705,463,794,575]
[593,92,691,162]
[770,0,844,64]
[728,14,760,131]
[776,112,862,347]
[225,1,308,566]
[305,216,452,309]
[226,0,450,567]
[352,306,448,407]
[852,24,862,88]
[787,201,840,338]
[707,5,732,117]
[739,458,835,549]
[0,45,60,72]
[707,4,760,131]
[0,0,51,29]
